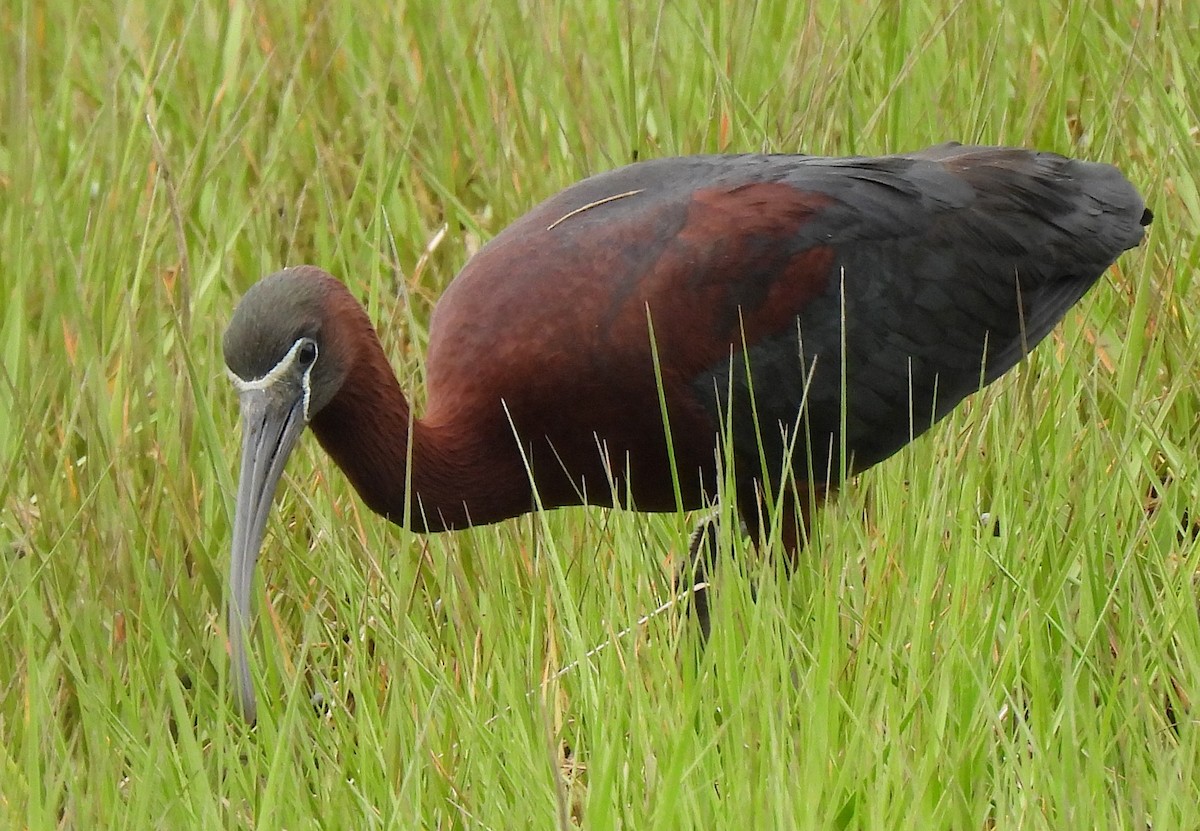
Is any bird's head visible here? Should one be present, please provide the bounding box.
[221,265,353,723]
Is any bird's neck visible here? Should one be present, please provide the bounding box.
[309,331,531,533]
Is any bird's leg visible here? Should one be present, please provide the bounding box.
[675,483,829,643]
[676,509,721,642]
[774,481,828,566]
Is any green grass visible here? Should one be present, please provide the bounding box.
[2,0,1197,827]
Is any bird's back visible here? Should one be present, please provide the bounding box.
[424,145,1150,510]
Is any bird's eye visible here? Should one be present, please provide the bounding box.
[297,339,318,367]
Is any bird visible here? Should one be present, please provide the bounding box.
[222,143,1151,722]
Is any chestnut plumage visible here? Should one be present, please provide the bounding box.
[223,143,1151,721]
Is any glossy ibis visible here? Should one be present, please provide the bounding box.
[223,143,1150,721]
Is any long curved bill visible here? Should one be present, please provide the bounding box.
[228,383,307,723]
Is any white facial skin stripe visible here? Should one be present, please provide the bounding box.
[228,338,319,420]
